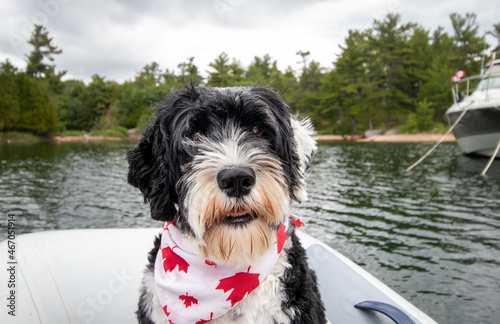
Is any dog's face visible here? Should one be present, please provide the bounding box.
[128,86,316,265]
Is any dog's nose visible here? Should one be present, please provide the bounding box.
[217,167,256,197]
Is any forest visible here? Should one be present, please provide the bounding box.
[1,12,499,138]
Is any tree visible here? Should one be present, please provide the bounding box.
[333,29,374,132]
[1,59,60,133]
[419,27,456,121]
[449,13,486,74]
[15,74,59,133]
[487,23,500,55]
[56,80,86,130]
[296,50,311,74]
[26,25,63,79]
[135,62,162,89]
[207,52,232,87]
[206,52,244,87]
[177,57,203,86]
[246,54,273,85]
[368,13,415,128]
[78,75,118,131]
[0,61,20,130]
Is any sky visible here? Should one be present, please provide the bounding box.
[1,0,499,84]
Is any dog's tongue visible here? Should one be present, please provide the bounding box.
[230,209,249,217]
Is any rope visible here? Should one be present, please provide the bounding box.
[480,138,500,176]
[405,105,471,173]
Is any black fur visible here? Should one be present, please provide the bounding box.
[282,225,326,324]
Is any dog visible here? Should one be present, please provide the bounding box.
[127,85,326,324]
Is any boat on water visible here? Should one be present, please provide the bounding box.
[1,228,437,324]
[446,59,500,157]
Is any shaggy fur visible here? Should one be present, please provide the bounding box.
[128,85,325,323]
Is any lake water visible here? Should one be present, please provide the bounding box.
[1,140,499,324]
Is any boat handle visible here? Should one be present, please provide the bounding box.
[355,301,416,324]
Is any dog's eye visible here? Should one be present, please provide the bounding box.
[192,132,202,141]
[251,126,261,135]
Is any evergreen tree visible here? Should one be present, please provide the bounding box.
[246,54,273,85]
[26,25,63,79]
[206,52,244,87]
[420,27,456,121]
[15,73,59,133]
[78,75,118,131]
[56,80,86,130]
[487,23,500,56]
[334,29,373,132]
[449,13,486,74]
[177,57,203,86]
[368,13,414,128]
[0,60,20,130]
[207,52,232,87]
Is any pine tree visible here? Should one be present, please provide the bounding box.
[26,25,63,78]
[177,57,203,86]
[449,13,486,74]
[487,23,500,56]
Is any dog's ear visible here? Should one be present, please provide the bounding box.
[290,116,317,202]
[290,116,317,174]
[249,87,317,203]
[127,123,178,222]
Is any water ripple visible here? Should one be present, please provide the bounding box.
[1,141,499,323]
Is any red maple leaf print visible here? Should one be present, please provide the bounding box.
[162,305,176,324]
[179,293,198,308]
[290,218,305,228]
[196,312,214,324]
[162,246,189,273]
[216,267,260,306]
[162,305,170,317]
[205,259,217,267]
[276,224,287,254]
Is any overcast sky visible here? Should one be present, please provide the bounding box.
[1,0,498,83]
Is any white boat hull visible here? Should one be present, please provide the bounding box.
[455,132,500,157]
[446,103,500,157]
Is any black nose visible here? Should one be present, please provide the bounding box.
[217,167,256,197]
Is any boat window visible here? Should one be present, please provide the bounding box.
[475,77,500,91]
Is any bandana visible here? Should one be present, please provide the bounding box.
[154,218,294,324]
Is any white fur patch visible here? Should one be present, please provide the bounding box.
[290,117,317,202]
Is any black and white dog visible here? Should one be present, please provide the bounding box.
[127,86,325,324]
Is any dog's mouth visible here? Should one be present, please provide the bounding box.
[223,209,255,226]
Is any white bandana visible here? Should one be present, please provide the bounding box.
[154,219,291,324]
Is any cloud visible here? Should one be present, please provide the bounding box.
[1,0,498,83]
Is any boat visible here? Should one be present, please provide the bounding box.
[0,228,437,324]
[445,59,500,157]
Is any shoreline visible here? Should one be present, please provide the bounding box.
[52,134,140,143]
[316,133,456,143]
[2,133,455,144]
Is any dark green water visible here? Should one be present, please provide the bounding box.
[1,141,499,323]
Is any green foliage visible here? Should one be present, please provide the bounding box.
[26,25,64,79]
[2,16,498,137]
[0,69,59,133]
[401,100,436,133]
[135,110,154,134]
[487,23,500,54]
[0,131,39,142]
[61,130,86,136]
[90,126,129,138]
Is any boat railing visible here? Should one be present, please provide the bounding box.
[452,75,482,104]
